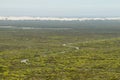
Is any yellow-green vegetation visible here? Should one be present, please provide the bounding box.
[0,27,120,80]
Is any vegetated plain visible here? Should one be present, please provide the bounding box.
[0,20,120,80]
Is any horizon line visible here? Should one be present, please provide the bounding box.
[1,16,120,21]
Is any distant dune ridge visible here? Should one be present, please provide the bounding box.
[0,16,120,21]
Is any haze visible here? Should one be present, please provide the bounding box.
[0,0,120,17]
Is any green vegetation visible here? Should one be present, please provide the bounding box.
[0,21,120,80]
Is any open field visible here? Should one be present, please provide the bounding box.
[0,20,120,80]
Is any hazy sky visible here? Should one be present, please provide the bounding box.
[0,0,120,17]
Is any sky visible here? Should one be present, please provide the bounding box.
[0,0,120,17]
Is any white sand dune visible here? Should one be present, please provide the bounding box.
[0,16,120,21]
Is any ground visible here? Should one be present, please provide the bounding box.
[0,21,120,80]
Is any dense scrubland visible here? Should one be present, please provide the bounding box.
[0,20,120,80]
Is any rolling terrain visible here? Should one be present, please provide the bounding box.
[0,20,120,80]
